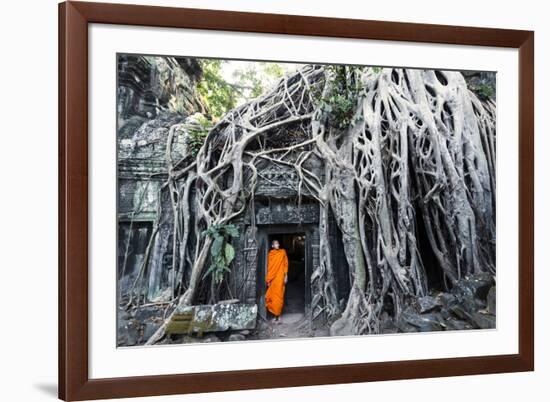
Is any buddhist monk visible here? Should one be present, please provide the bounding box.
[265,240,288,322]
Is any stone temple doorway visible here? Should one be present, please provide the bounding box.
[256,225,314,327]
[267,232,306,316]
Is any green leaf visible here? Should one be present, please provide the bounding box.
[211,237,224,257]
[224,243,235,265]
[214,255,225,267]
[224,225,239,237]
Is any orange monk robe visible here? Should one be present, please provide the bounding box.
[265,249,289,317]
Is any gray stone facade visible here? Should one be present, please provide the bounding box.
[117,55,203,300]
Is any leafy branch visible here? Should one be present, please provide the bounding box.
[202,224,239,284]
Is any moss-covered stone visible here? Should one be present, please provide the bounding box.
[166,303,258,335]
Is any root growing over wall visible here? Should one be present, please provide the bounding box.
[124,65,495,343]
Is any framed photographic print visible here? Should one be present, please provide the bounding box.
[59,1,534,400]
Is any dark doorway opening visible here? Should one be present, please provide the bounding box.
[117,221,153,280]
[268,233,306,315]
[415,213,445,290]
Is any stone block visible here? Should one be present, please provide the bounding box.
[166,303,258,335]
[415,295,442,313]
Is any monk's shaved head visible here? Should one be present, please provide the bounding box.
[271,240,280,249]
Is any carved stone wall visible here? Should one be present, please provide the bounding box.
[117,55,203,301]
[245,202,320,225]
[117,54,202,120]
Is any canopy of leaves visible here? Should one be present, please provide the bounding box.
[197,60,294,121]
[231,62,286,101]
[197,60,238,121]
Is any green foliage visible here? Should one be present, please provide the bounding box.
[319,93,357,129]
[202,224,240,284]
[197,60,238,121]
[232,65,264,99]
[232,62,286,102]
[262,62,285,80]
[197,60,289,121]
[474,83,495,100]
[187,114,212,157]
[319,65,364,129]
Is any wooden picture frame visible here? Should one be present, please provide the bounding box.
[59,1,534,400]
